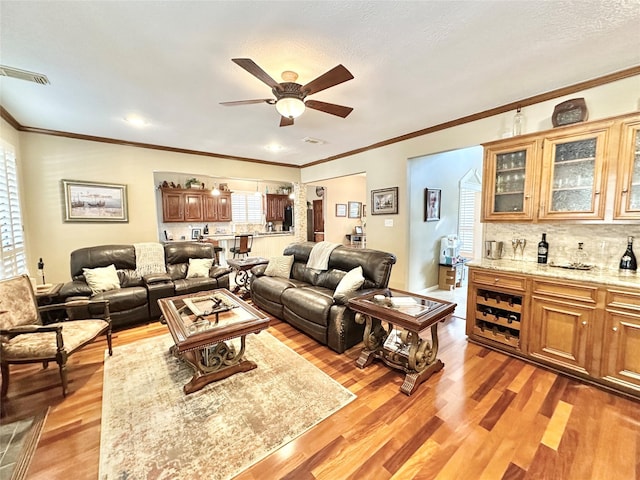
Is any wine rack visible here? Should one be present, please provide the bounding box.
[473,289,523,348]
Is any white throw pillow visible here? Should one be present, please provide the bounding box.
[334,266,365,298]
[83,264,121,295]
[264,255,294,279]
[186,258,213,279]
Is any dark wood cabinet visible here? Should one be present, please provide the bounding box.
[266,194,291,222]
[162,188,232,223]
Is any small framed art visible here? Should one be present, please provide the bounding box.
[348,201,362,218]
[371,187,398,215]
[191,228,202,240]
[335,203,347,217]
[425,188,441,221]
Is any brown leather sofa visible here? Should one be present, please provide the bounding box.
[250,242,396,353]
[59,242,231,328]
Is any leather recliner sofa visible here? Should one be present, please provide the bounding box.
[59,242,231,329]
[250,242,396,353]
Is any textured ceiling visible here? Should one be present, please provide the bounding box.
[1,1,639,166]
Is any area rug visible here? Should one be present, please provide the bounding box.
[0,408,48,480]
[99,332,355,479]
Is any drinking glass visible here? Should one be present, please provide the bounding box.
[511,238,520,260]
[518,238,527,259]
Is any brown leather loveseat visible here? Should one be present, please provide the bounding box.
[250,242,396,353]
[59,242,231,328]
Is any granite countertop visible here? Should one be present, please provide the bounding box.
[468,258,640,289]
[203,232,294,240]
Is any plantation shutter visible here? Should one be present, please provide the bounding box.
[0,141,27,279]
[231,192,263,224]
[457,188,475,257]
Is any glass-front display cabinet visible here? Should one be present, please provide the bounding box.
[482,139,538,221]
[615,117,640,219]
[538,128,608,221]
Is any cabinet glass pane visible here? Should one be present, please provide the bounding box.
[493,150,526,213]
[630,130,640,210]
[550,138,596,212]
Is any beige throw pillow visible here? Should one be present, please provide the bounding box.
[83,264,121,295]
[334,266,365,298]
[186,258,213,278]
[264,255,294,279]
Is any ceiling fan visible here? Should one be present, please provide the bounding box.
[220,58,354,127]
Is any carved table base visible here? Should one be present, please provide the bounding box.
[355,313,444,395]
[171,335,255,394]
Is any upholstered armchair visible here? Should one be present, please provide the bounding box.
[0,275,112,401]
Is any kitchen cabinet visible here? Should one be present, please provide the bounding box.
[482,139,539,221]
[538,127,609,220]
[601,287,640,391]
[161,188,231,223]
[482,112,639,223]
[529,279,599,376]
[466,269,528,352]
[467,264,640,399]
[614,116,640,219]
[266,194,291,222]
[204,193,232,222]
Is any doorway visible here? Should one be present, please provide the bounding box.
[313,199,324,242]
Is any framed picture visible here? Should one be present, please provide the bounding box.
[191,228,201,240]
[62,180,128,222]
[371,187,398,215]
[335,203,347,217]
[354,225,363,235]
[425,188,441,221]
[348,201,362,218]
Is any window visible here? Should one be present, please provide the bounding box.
[458,169,482,258]
[0,141,26,279]
[231,192,263,224]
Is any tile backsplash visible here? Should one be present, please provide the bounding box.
[484,223,640,271]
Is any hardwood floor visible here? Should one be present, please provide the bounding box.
[2,315,638,479]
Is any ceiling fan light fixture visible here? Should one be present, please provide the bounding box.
[276,97,305,119]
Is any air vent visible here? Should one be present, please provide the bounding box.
[0,65,50,85]
[302,137,326,145]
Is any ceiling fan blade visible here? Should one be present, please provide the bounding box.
[280,116,294,127]
[232,58,281,90]
[220,99,274,106]
[302,65,354,95]
[305,100,353,118]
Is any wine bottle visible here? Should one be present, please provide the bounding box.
[619,236,637,271]
[537,233,548,264]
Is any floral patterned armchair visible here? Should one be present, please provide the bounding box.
[0,275,112,403]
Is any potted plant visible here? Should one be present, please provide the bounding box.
[185,178,201,189]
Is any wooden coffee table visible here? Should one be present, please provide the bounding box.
[157,289,270,394]
[349,289,456,395]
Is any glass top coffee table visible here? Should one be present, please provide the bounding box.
[348,289,456,395]
[158,288,270,394]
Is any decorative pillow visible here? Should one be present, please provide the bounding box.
[83,264,121,295]
[264,255,294,279]
[333,266,365,298]
[186,258,213,279]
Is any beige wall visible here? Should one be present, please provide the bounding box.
[300,75,640,289]
[16,132,299,282]
[321,175,367,244]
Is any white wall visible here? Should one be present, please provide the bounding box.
[300,75,640,289]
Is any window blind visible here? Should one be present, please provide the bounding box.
[457,188,476,257]
[0,141,26,279]
[231,192,263,224]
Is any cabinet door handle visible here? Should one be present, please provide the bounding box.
[581,321,588,326]
[594,191,600,195]
[494,278,500,284]
[612,326,618,332]
[621,189,628,195]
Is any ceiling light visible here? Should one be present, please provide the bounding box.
[124,115,148,127]
[275,97,305,119]
[265,144,284,152]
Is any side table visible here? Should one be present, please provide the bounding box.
[227,257,269,298]
[348,289,456,395]
[438,261,467,290]
[35,283,64,324]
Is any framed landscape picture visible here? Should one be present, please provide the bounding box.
[62,180,128,222]
[335,203,347,217]
[371,187,398,215]
[425,188,441,221]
